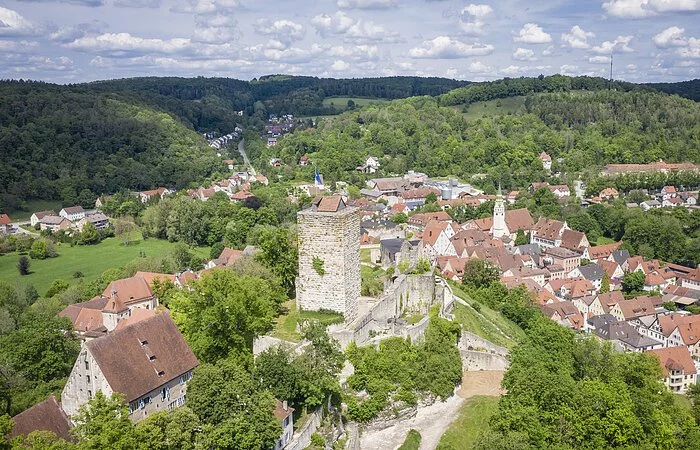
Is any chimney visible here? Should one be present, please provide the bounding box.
[283,400,288,411]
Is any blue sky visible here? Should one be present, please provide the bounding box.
[1,0,698,83]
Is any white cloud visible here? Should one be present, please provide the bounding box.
[114,0,161,7]
[513,23,552,44]
[0,7,37,37]
[171,0,239,14]
[253,19,304,47]
[324,44,380,60]
[561,25,595,49]
[653,26,687,47]
[0,40,39,52]
[67,33,192,55]
[542,45,555,56]
[467,60,492,73]
[588,55,611,63]
[459,4,493,35]
[311,11,399,43]
[677,37,700,58]
[193,14,238,44]
[513,47,536,61]
[49,21,108,43]
[559,64,579,75]
[331,59,350,71]
[408,36,494,58]
[602,0,700,18]
[591,35,634,54]
[337,0,396,9]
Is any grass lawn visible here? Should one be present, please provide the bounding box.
[321,96,389,110]
[450,284,526,349]
[594,236,616,245]
[271,300,344,342]
[398,429,422,450]
[0,237,209,295]
[454,96,526,121]
[7,200,64,222]
[360,248,372,264]
[437,396,499,449]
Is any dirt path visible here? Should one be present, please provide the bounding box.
[358,371,504,450]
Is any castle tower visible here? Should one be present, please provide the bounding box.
[296,196,360,323]
[491,184,507,239]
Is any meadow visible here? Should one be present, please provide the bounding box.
[0,236,209,295]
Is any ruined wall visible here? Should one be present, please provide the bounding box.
[296,207,361,322]
[460,350,509,371]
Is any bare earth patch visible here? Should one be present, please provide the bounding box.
[358,371,504,450]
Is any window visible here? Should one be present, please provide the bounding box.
[161,387,169,401]
[88,390,92,398]
[86,375,91,384]
[85,360,89,370]
[149,355,156,361]
[140,339,148,346]
[139,399,145,409]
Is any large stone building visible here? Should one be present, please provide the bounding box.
[61,312,198,422]
[296,196,361,323]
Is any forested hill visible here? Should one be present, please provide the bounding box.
[647,78,700,102]
[84,75,468,118]
[269,89,700,192]
[0,83,224,212]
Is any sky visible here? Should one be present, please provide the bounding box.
[1,0,699,84]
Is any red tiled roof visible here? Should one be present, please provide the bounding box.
[273,399,294,421]
[588,242,622,260]
[647,346,696,377]
[0,213,12,225]
[9,396,72,441]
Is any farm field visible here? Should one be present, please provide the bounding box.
[321,96,390,108]
[0,236,209,295]
[453,96,527,121]
[7,200,64,222]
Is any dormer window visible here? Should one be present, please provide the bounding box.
[158,370,165,377]
[140,339,148,346]
[149,355,156,361]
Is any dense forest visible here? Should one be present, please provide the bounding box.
[647,78,700,102]
[269,90,700,191]
[0,84,226,212]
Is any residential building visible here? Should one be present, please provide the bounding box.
[588,291,625,318]
[609,296,656,322]
[356,156,381,173]
[544,247,580,273]
[274,400,295,450]
[530,217,568,249]
[30,210,56,227]
[680,268,700,292]
[539,151,552,171]
[61,313,198,421]
[76,213,109,232]
[139,187,172,204]
[586,242,622,262]
[569,264,604,291]
[59,206,86,222]
[646,346,697,393]
[640,200,662,211]
[0,214,11,235]
[40,215,71,232]
[599,187,619,200]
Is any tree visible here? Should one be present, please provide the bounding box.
[168,270,284,364]
[462,259,499,289]
[514,229,528,246]
[389,212,408,224]
[114,217,138,246]
[79,222,100,245]
[425,192,438,204]
[187,359,281,450]
[17,257,29,276]
[29,239,56,260]
[600,272,610,294]
[71,392,137,449]
[621,271,645,294]
[255,227,298,296]
[134,407,201,450]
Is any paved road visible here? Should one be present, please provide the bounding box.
[10,220,39,236]
[237,139,256,175]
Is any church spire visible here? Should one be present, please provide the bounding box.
[491,183,507,239]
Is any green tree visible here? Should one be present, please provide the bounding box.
[390,212,408,224]
[255,227,298,296]
[168,270,284,364]
[114,217,138,247]
[79,222,100,245]
[134,407,201,450]
[461,259,499,289]
[621,271,645,294]
[17,257,30,276]
[600,272,610,294]
[29,239,56,260]
[71,392,137,449]
[514,229,528,246]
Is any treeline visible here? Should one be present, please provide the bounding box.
[477,313,700,449]
[437,75,645,106]
[270,90,700,191]
[647,78,700,102]
[0,84,225,212]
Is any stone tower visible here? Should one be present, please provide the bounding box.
[491,184,507,238]
[296,196,360,323]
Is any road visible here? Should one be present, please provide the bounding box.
[10,220,39,236]
[237,139,256,175]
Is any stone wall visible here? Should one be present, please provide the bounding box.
[286,407,323,450]
[296,207,361,322]
[459,331,509,357]
[460,350,509,371]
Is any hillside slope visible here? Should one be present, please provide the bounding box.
[0,82,224,211]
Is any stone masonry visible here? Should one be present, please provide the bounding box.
[296,202,361,323]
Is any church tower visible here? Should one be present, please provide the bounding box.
[491,184,507,239]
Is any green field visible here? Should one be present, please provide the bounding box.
[0,237,209,295]
[270,300,344,342]
[450,284,525,349]
[594,236,616,245]
[7,200,64,222]
[322,96,389,111]
[437,396,499,449]
[454,96,527,121]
